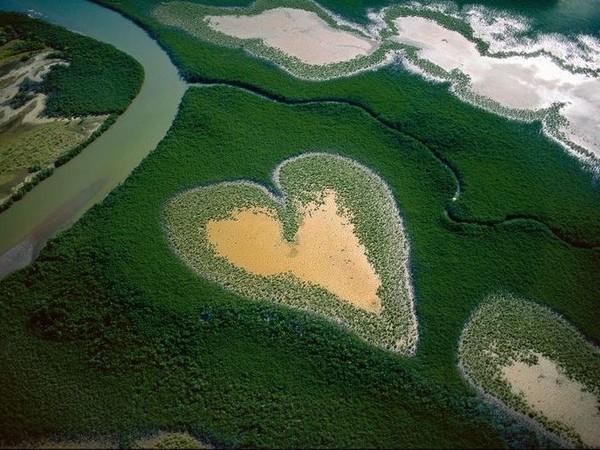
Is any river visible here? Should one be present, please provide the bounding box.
[0,0,187,278]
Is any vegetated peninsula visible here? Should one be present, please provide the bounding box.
[0,13,143,212]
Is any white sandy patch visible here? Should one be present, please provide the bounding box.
[392,15,600,159]
[0,49,106,129]
[206,7,378,65]
[502,353,600,448]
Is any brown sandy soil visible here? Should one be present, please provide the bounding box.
[206,7,378,65]
[502,353,600,447]
[206,190,382,313]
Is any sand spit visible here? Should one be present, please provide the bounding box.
[502,354,600,448]
[392,14,600,160]
[0,238,34,279]
[0,178,107,280]
[205,7,378,66]
[206,190,382,313]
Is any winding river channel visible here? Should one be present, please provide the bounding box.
[0,0,186,277]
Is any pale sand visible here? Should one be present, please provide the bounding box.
[502,354,600,447]
[0,50,67,127]
[206,7,378,65]
[134,432,211,449]
[393,16,600,159]
[206,190,382,313]
[0,51,104,129]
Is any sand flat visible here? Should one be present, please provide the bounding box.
[206,190,382,313]
[0,50,66,127]
[206,7,378,65]
[502,353,600,447]
[393,15,600,158]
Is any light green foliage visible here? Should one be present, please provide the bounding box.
[138,432,206,449]
[0,13,143,211]
[2,0,600,446]
[165,153,417,354]
[152,0,396,79]
[459,295,600,446]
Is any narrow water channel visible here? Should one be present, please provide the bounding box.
[0,0,187,277]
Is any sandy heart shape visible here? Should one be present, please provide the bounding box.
[164,153,418,354]
[205,189,382,313]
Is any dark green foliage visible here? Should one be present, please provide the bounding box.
[0,13,143,212]
[1,84,596,447]
[1,0,599,447]
[8,76,40,109]
[94,0,600,246]
[0,13,143,117]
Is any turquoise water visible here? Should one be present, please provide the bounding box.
[0,0,186,275]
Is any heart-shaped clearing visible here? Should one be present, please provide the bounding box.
[164,153,418,354]
[206,190,381,313]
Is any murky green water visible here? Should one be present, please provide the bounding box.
[0,0,186,275]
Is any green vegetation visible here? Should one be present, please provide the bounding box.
[0,13,143,211]
[1,83,589,447]
[1,0,599,447]
[0,13,143,118]
[95,0,600,248]
[459,295,600,446]
[0,119,104,187]
[153,0,396,79]
[136,432,208,449]
[165,154,417,354]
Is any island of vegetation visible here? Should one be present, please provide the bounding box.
[165,153,418,354]
[459,295,600,448]
[153,0,396,79]
[0,12,143,212]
